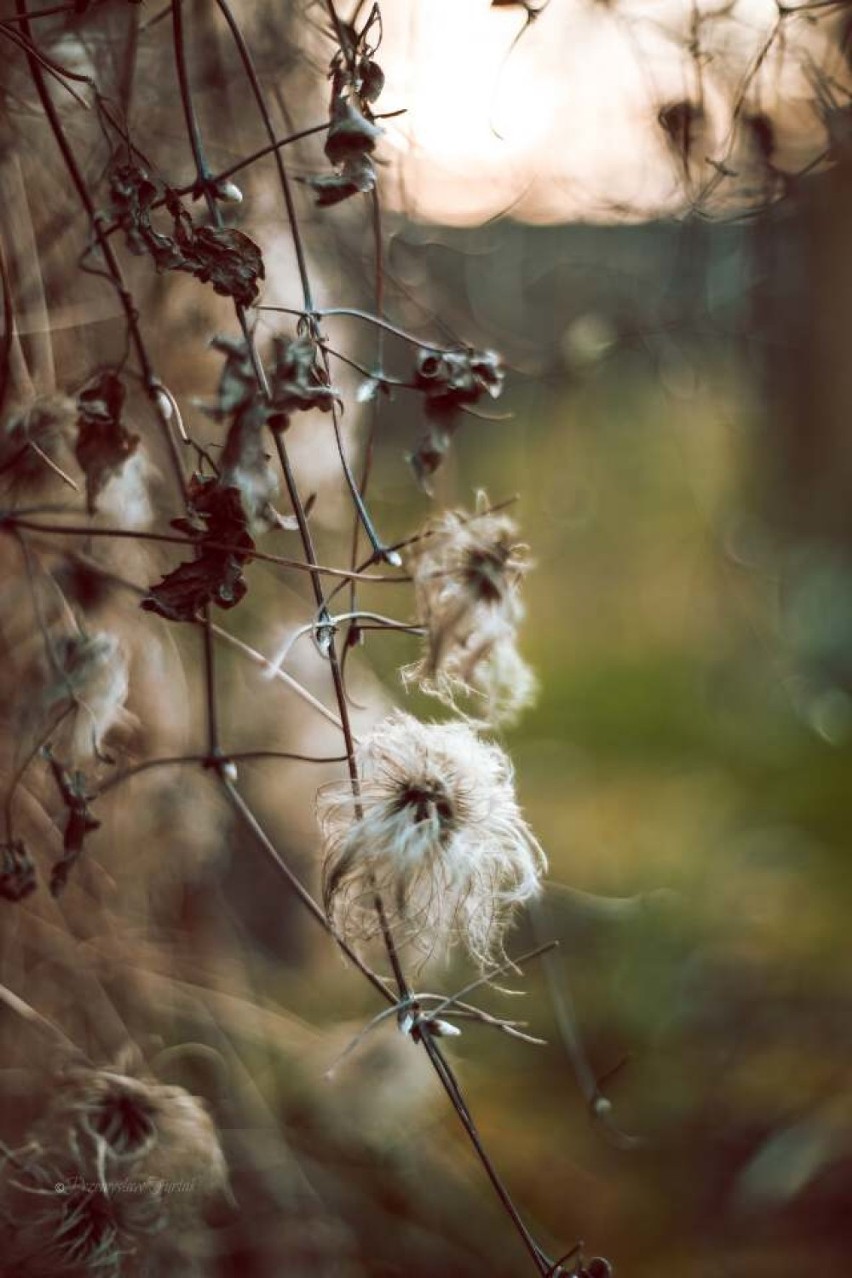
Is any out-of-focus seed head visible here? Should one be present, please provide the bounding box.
[403,497,536,726]
[32,1064,229,1202]
[45,632,132,764]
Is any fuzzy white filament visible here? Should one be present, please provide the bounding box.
[47,632,132,763]
[403,496,536,726]
[318,710,546,968]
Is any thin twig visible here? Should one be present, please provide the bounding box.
[2,517,408,583]
[258,304,466,353]
[218,777,395,1005]
[94,748,350,799]
[15,3,188,503]
[0,982,80,1056]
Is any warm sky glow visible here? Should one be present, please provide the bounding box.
[376,0,846,225]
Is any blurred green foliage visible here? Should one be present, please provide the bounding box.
[349,232,852,1270]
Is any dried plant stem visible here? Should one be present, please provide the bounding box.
[171,0,268,400]
[2,518,406,584]
[208,623,348,732]
[347,184,387,628]
[219,776,395,1006]
[0,981,79,1056]
[420,1028,552,1274]
[207,3,556,1259]
[260,303,463,353]
[16,0,187,503]
[205,3,400,560]
[529,897,641,1152]
[95,751,349,799]
[270,439,410,998]
[213,0,314,310]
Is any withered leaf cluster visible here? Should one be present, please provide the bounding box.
[75,369,139,514]
[305,89,384,207]
[209,333,336,503]
[2,756,105,904]
[109,161,264,307]
[141,331,338,622]
[204,336,278,524]
[141,474,255,623]
[303,8,386,208]
[409,348,505,491]
[205,333,338,436]
[268,332,340,426]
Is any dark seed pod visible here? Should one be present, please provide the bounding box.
[359,57,385,104]
[416,352,446,382]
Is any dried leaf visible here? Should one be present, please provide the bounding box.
[409,347,505,487]
[177,222,265,309]
[75,370,139,514]
[415,348,505,417]
[199,339,295,528]
[302,159,376,207]
[163,475,254,564]
[109,162,171,259]
[141,475,255,623]
[141,550,248,622]
[269,334,340,425]
[213,341,279,523]
[203,336,257,419]
[303,66,383,209]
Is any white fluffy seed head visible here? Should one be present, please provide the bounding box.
[404,497,536,726]
[318,710,546,968]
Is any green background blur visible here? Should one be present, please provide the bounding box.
[301,185,852,1275]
